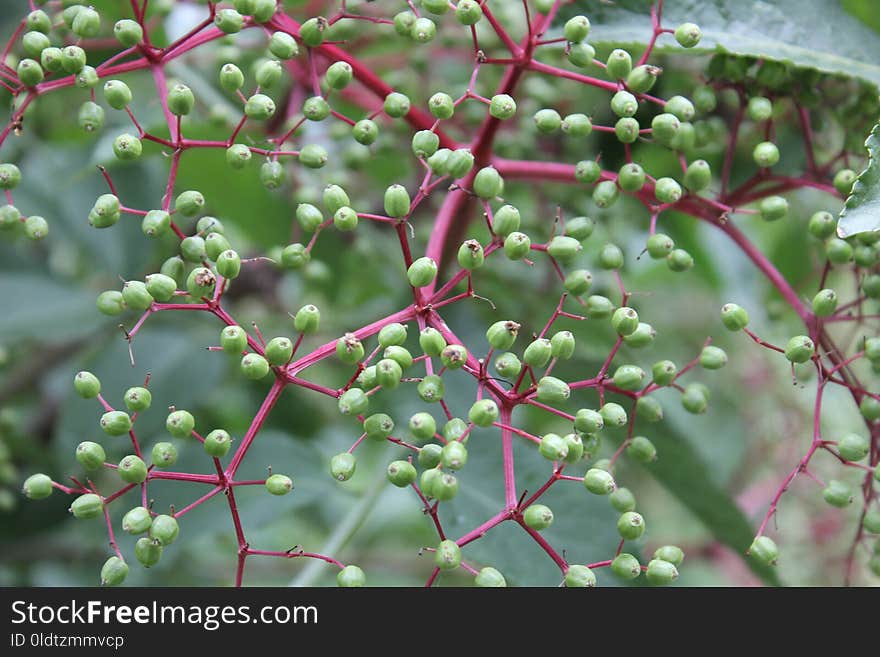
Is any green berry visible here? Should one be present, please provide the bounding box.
[700,345,728,370]
[167,83,195,116]
[216,250,241,279]
[418,328,446,357]
[626,436,656,463]
[811,288,838,317]
[135,536,163,567]
[575,160,602,184]
[468,399,498,427]
[618,163,646,192]
[655,177,682,204]
[337,388,368,416]
[523,504,554,531]
[611,90,638,117]
[300,17,327,47]
[22,31,50,59]
[330,453,357,482]
[269,32,298,59]
[419,445,443,470]
[611,307,639,336]
[122,506,152,535]
[651,113,681,146]
[585,295,614,319]
[486,321,520,350]
[474,566,506,587]
[489,94,517,120]
[144,273,176,302]
[23,473,53,500]
[73,371,101,399]
[611,553,641,579]
[665,96,695,122]
[753,141,780,168]
[378,185,411,220]
[684,160,711,192]
[114,19,144,47]
[613,364,645,391]
[75,441,106,470]
[433,472,459,501]
[826,238,854,265]
[564,15,591,42]
[822,479,853,508]
[598,243,624,270]
[61,45,87,74]
[410,17,437,43]
[457,240,485,270]
[837,433,869,461]
[562,113,592,137]
[494,352,522,378]
[565,564,596,587]
[336,334,365,364]
[601,402,628,427]
[536,376,570,404]
[429,92,455,120]
[123,386,152,413]
[863,510,880,534]
[757,195,789,223]
[539,433,568,462]
[456,0,483,25]
[149,514,179,546]
[504,232,531,259]
[71,6,101,38]
[219,63,245,92]
[221,325,248,354]
[784,335,814,364]
[627,64,660,93]
[100,556,128,587]
[417,375,445,403]
[721,303,749,331]
[409,412,437,441]
[534,108,562,134]
[583,468,615,495]
[617,511,646,540]
[610,487,636,512]
[337,565,366,587]
[473,166,503,199]
[523,338,553,368]
[70,493,104,520]
[833,169,857,196]
[204,429,232,457]
[674,22,702,48]
[447,149,475,178]
[441,344,468,369]
[614,117,640,143]
[406,257,437,288]
[245,93,276,121]
[333,206,358,231]
[166,409,195,438]
[215,8,244,33]
[118,455,148,484]
[651,360,677,386]
[547,235,582,263]
[384,92,411,118]
[575,408,604,434]
[562,433,584,464]
[412,130,439,158]
[645,558,678,586]
[26,10,51,34]
[104,80,133,110]
[264,337,293,367]
[186,267,216,299]
[550,331,576,359]
[113,133,142,161]
[386,460,417,487]
[860,396,880,421]
[101,411,132,437]
[151,442,177,468]
[265,474,293,495]
[606,49,632,80]
[435,539,462,570]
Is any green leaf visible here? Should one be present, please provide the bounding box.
[0,273,103,342]
[635,420,781,586]
[575,0,880,87]
[838,123,880,237]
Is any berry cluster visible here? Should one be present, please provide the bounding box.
[4,0,880,586]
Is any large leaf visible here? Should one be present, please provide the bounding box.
[838,123,880,237]
[574,0,880,87]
